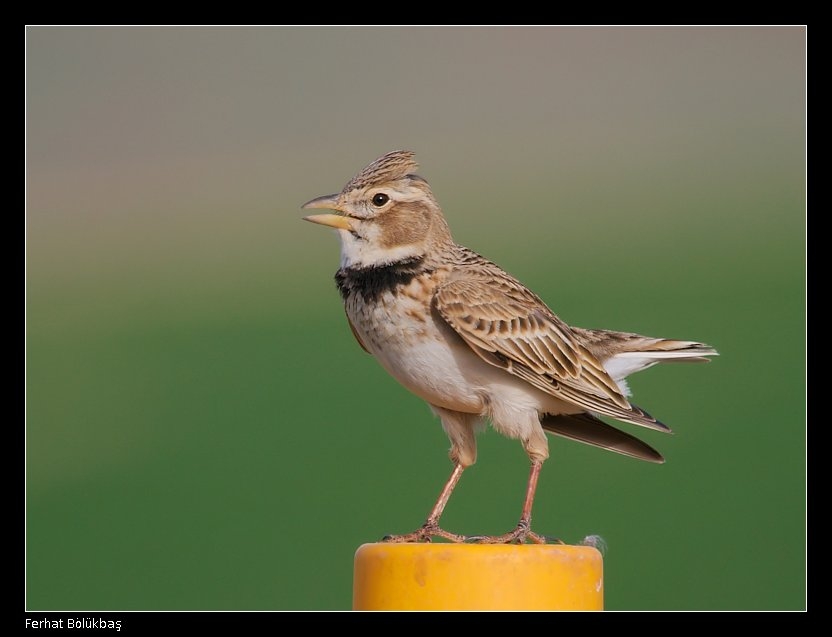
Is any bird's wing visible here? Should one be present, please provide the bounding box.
[434,274,668,432]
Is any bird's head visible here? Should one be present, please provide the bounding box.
[302,150,453,269]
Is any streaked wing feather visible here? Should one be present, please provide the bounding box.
[509,358,670,432]
[434,275,661,425]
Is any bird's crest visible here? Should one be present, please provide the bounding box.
[343,150,420,193]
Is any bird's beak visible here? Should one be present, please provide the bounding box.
[301,194,355,231]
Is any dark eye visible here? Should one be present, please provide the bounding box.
[372,193,389,207]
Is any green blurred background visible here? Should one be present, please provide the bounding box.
[26,26,805,611]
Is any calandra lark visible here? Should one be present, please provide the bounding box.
[303,150,717,544]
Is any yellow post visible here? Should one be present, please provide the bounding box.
[353,543,603,611]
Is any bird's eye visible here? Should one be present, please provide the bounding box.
[372,193,390,207]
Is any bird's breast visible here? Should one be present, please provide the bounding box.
[335,262,576,421]
[340,278,557,421]
[340,274,487,412]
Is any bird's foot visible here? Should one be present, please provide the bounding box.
[382,521,468,543]
[465,521,562,545]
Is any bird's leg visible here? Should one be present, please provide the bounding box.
[467,460,558,544]
[382,463,468,543]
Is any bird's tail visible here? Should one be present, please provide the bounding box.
[541,331,717,462]
[573,329,718,381]
[540,412,665,463]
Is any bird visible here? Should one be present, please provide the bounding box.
[302,149,717,544]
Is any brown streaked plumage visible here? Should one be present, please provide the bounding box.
[303,150,718,544]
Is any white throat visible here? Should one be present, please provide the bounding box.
[336,229,426,269]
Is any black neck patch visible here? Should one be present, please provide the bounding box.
[335,257,430,303]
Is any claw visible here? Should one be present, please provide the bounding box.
[384,525,560,544]
[456,523,558,544]
[382,523,462,543]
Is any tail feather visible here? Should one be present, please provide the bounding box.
[613,339,718,361]
[541,331,715,463]
[649,355,713,364]
[574,328,718,363]
[636,339,717,354]
[600,338,718,381]
[541,412,665,463]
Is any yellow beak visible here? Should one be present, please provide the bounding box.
[301,194,355,231]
